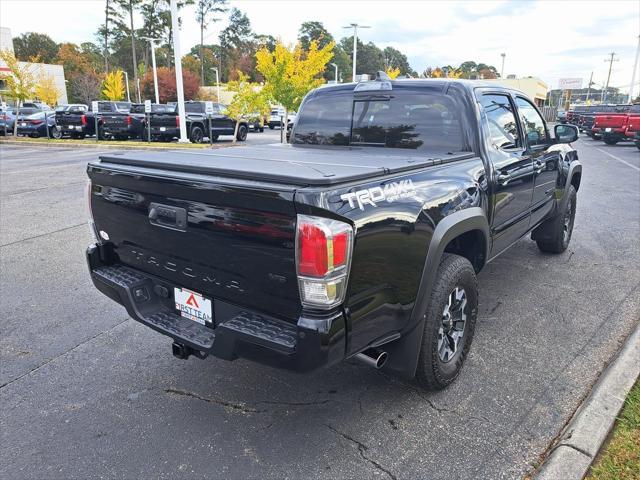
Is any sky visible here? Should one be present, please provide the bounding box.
[1,0,638,92]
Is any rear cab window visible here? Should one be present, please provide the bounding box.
[293,84,469,152]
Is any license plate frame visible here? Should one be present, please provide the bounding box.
[174,287,213,325]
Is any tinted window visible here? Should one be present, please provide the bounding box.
[293,90,465,151]
[629,104,640,113]
[115,102,131,112]
[186,102,204,113]
[99,103,113,112]
[480,94,520,149]
[351,94,463,150]
[293,93,352,145]
[153,104,177,113]
[515,97,548,146]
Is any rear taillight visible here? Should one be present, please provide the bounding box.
[176,115,180,127]
[126,115,132,125]
[31,119,43,125]
[296,215,353,309]
[81,114,87,126]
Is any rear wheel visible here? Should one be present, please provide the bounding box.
[603,136,619,145]
[415,254,478,390]
[97,125,105,140]
[51,127,62,139]
[536,185,577,253]
[236,124,248,141]
[189,125,204,143]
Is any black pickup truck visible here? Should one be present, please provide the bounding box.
[86,77,581,389]
[56,101,131,139]
[101,103,146,140]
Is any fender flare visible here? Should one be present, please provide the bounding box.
[382,207,489,379]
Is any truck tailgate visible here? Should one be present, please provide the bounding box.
[87,159,302,321]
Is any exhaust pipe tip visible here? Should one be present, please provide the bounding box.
[355,348,388,369]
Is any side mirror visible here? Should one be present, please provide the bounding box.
[555,124,578,143]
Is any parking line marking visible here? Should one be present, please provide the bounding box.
[596,148,640,172]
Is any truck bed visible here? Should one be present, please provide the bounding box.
[97,144,475,187]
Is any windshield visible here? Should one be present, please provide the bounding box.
[293,89,466,151]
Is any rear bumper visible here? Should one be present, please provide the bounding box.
[103,125,141,136]
[149,126,179,136]
[86,243,346,372]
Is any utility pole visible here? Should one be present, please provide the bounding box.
[603,52,618,103]
[585,71,593,103]
[170,0,188,142]
[123,71,131,102]
[629,35,640,102]
[343,23,370,81]
[141,37,160,104]
[500,53,506,78]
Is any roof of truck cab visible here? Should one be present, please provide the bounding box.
[96,144,476,187]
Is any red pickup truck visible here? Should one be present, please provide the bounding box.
[624,113,640,150]
[594,105,640,144]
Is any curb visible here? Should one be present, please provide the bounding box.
[0,139,228,151]
[534,322,640,480]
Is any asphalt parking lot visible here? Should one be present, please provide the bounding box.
[0,136,638,479]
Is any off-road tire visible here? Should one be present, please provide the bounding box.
[415,253,478,391]
[236,124,248,141]
[536,185,577,253]
[189,125,204,144]
[51,128,62,139]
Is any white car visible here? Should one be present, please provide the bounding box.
[268,109,296,129]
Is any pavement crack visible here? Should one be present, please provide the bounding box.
[0,317,130,390]
[164,388,263,414]
[325,424,397,480]
[254,399,331,407]
[556,442,593,458]
[1,222,86,248]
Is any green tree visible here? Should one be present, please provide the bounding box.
[298,21,348,82]
[382,46,413,76]
[13,33,59,63]
[96,0,124,72]
[224,71,269,144]
[218,8,254,81]
[114,0,143,99]
[195,0,227,85]
[0,50,37,135]
[256,39,334,142]
[339,37,384,80]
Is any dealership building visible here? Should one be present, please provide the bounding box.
[0,27,68,105]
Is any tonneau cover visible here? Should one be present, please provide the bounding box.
[97,143,474,186]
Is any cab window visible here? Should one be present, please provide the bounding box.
[480,94,520,149]
[515,97,548,147]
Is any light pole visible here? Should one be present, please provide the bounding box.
[343,23,370,81]
[331,62,338,83]
[123,71,131,102]
[170,0,188,142]
[500,53,506,78]
[211,67,220,102]
[141,36,160,104]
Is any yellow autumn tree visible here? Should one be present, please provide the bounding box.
[0,49,37,135]
[35,71,59,106]
[256,39,334,142]
[385,67,401,79]
[225,71,270,144]
[102,70,125,101]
